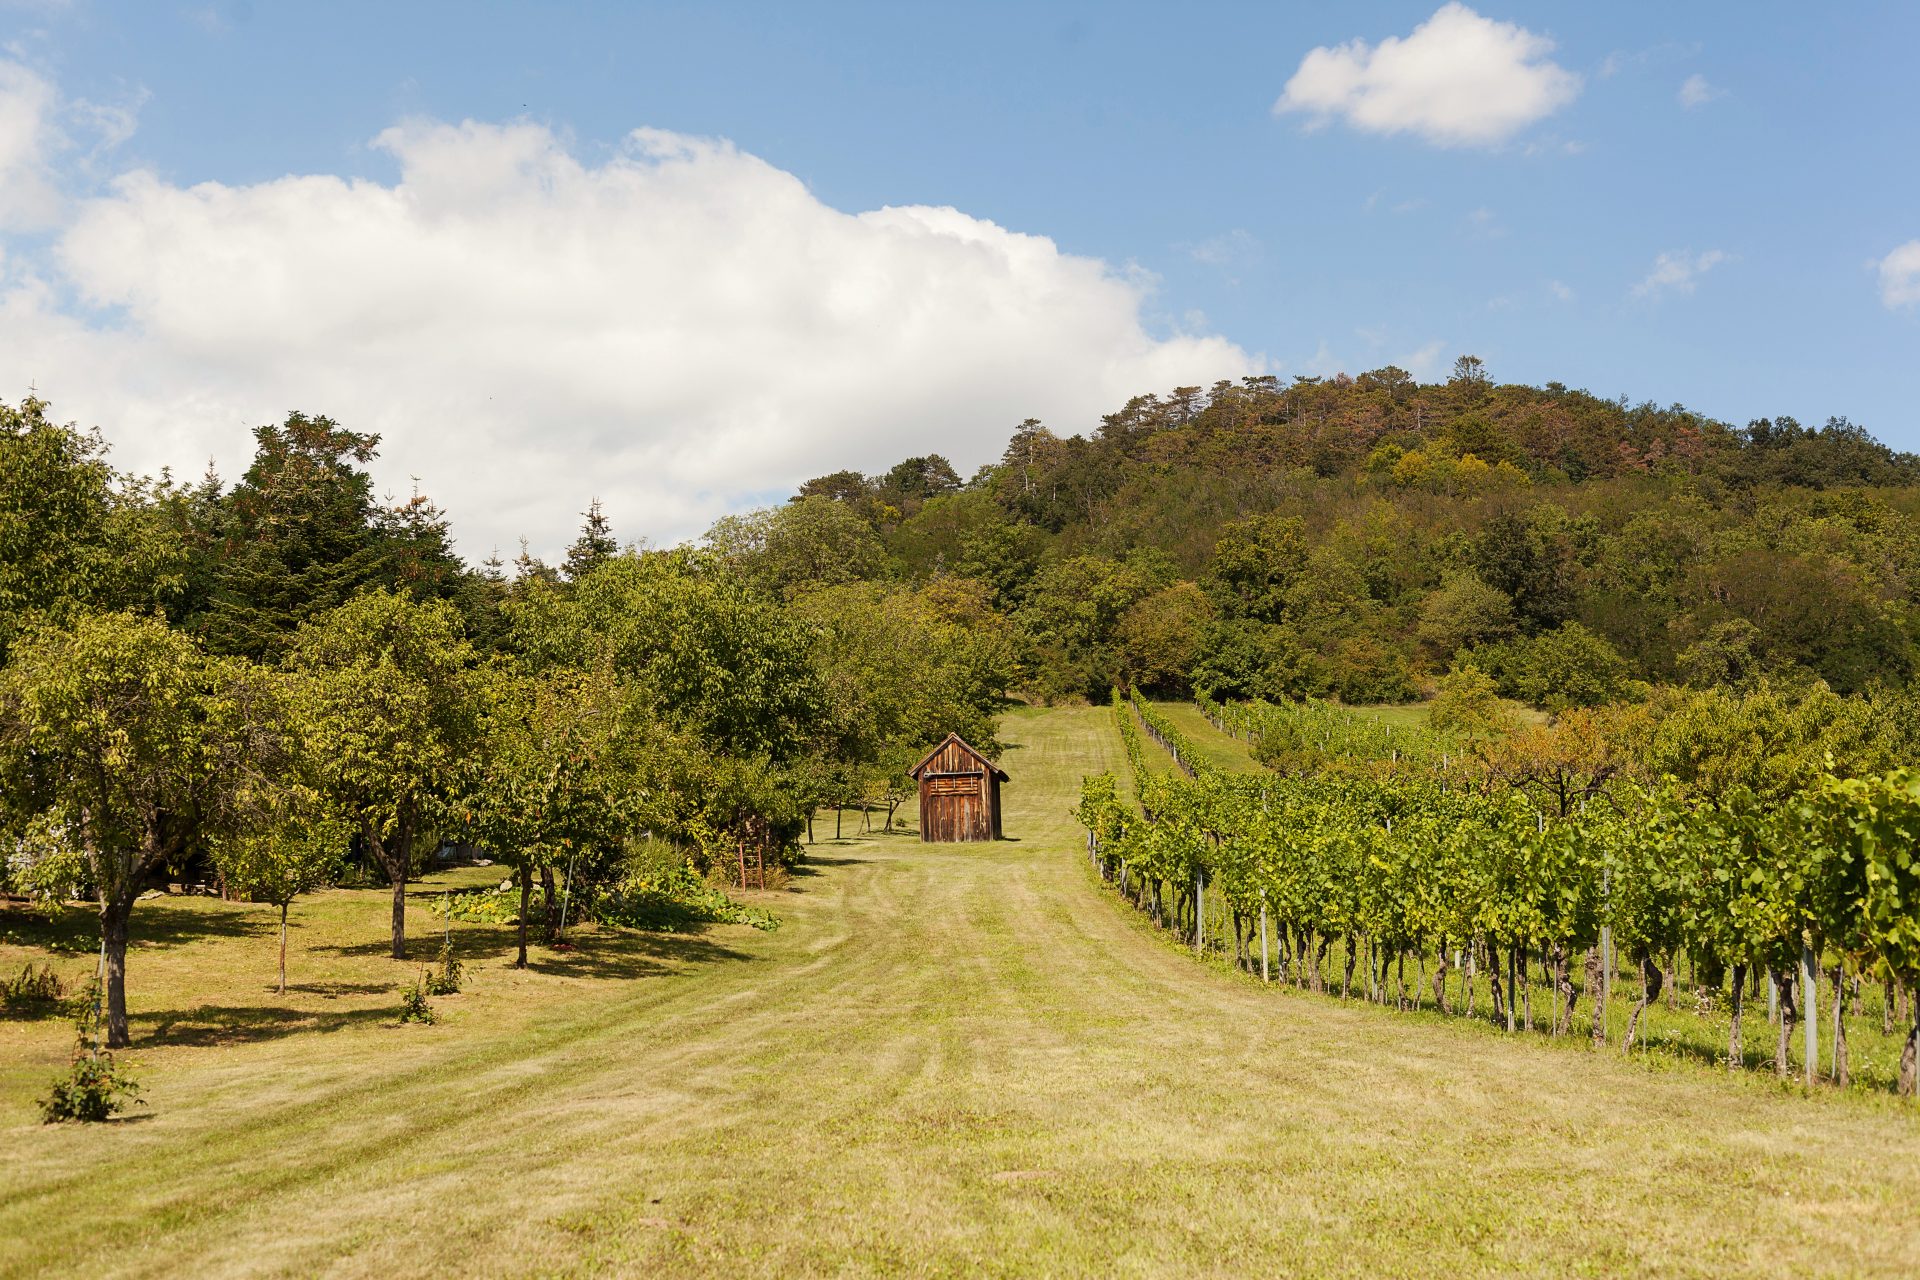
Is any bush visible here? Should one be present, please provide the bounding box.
[40,1049,143,1123]
[586,866,779,933]
[1428,665,1513,738]
[429,882,523,925]
[398,974,438,1025]
[2,961,66,1016]
[427,936,463,995]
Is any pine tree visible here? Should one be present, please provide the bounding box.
[563,499,618,581]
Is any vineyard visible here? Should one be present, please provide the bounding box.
[1077,691,1920,1095]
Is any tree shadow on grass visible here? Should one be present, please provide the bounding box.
[280,981,395,998]
[134,1001,395,1048]
[2,899,273,953]
[525,929,752,980]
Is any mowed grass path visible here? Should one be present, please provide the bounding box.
[4,705,1920,1277]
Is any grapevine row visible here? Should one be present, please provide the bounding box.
[1078,691,1920,1096]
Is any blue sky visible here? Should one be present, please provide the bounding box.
[4,2,1918,553]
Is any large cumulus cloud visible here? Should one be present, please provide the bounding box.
[3,87,1252,556]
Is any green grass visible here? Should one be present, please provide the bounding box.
[1145,700,1263,774]
[3,705,1918,1277]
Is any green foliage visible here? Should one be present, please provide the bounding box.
[290,588,483,955]
[585,867,780,933]
[0,611,241,1045]
[1427,665,1512,738]
[1469,622,1633,710]
[428,934,463,995]
[707,495,888,596]
[1088,686,1920,1091]
[516,551,821,761]
[2,961,66,1016]
[398,975,438,1025]
[1204,513,1308,623]
[4,810,88,904]
[431,882,524,924]
[40,1048,143,1123]
[0,398,187,667]
[189,413,473,661]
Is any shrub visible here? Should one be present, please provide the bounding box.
[2,961,66,1016]
[426,935,463,996]
[40,1049,143,1123]
[398,974,438,1025]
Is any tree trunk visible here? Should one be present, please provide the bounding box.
[516,865,533,968]
[1623,954,1663,1052]
[1182,875,1198,955]
[1586,947,1606,1046]
[1259,900,1270,983]
[1554,945,1575,1035]
[278,901,290,995]
[1728,962,1746,1070]
[540,865,559,941]
[1488,940,1507,1027]
[1800,943,1819,1088]
[1432,942,1450,1014]
[368,819,412,960]
[1774,967,1796,1078]
[1520,946,1533,1032]
[1900,1004,1918,1099]
[1466,943,1477,1019]
[101,899,132,1049]
[1831,965,1848,1088]
[1341,936,1356,999]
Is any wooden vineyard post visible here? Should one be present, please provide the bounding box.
[1801,942,1819,1087]
[1260,890,1270,983]
[1194,871,1204,957]
[737,833,747,892]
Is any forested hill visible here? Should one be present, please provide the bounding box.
[754,360,1920,704]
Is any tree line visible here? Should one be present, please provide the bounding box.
[0,397,1005,1051]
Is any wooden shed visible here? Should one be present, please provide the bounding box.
[908,733,1008,842]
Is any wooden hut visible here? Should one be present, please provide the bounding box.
[908,733,1008,842]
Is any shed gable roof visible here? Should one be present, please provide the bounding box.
[906,732,1010,781]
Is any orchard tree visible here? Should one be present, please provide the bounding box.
[290,589,482,960]
[212,780,349,993]
[0,397,186,665]
[0,613,231,1047]
[463,669,629,967]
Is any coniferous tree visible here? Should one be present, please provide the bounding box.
[563,498,618,581]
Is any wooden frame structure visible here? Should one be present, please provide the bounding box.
[907,733,1008,843]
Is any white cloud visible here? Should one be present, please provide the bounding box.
[1401,339,1448,379]
[1467,206,1506,238]
[1183,228,1261,270]
[1678,74,1723,108]
[1274,3,1581,148]
[3,115,1254,556]
[0,58,61,230]
[1632,248,1729,299]
[1547,279,1575,302]
[0,56,144,230]
[1880,241,1920,309]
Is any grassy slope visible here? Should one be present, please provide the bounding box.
[0,706,1916,1278]
[1144,699,1262,774]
